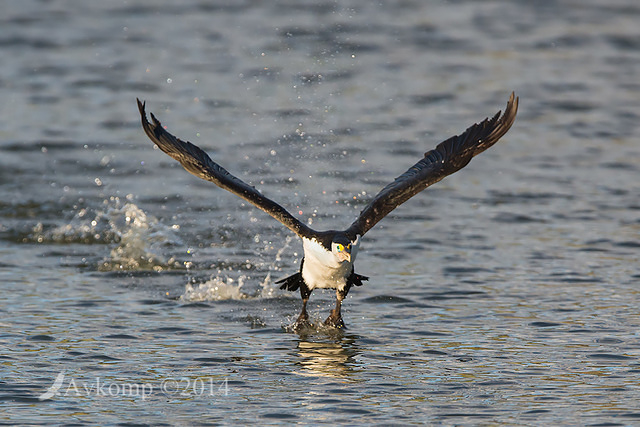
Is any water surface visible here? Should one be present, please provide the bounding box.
[1,0,640,424]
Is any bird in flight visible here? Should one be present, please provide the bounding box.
[137,92,518,330]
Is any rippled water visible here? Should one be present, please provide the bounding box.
[2,0,640,424]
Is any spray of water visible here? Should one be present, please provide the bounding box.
[31,196,183,271]
[32,196,297,300]
[180,235,294,302]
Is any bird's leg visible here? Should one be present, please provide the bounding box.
[294,283,312,329]
[324,288,347,329]
[296,299,309,324]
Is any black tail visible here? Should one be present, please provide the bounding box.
[276,271,305,292]
[276,259,305,292]
[349,272,369,287]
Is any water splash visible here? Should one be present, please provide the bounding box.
[179,235,294,301]
[32,196,183,271]
[98,201,182,271]
[181,276,249,301]
[281,318,348,337]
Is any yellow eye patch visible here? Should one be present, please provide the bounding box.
[336,244,344,252]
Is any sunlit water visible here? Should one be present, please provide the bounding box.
[1,0,640,424]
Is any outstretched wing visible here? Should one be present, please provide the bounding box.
[137,99,313,239]
[346,92,519,238]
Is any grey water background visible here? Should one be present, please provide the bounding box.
[1,0,639,424]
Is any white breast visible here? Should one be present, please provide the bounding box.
[301,236,360,291]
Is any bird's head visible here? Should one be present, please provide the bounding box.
[331,234,355,263]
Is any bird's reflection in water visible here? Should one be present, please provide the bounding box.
[293,327,361,378]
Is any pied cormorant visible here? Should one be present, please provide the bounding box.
[137,92,518,329]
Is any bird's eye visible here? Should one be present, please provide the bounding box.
[336,244,344,252]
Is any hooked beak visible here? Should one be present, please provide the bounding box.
[336,251,351,263]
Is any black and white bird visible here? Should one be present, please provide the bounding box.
[137,93,518,329]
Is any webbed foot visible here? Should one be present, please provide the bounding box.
[293,312,313,331]
[324,313,346,329]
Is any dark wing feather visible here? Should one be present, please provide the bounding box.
[137,99,313,239]
[346,92,518,238]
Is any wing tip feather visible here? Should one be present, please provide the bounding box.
[136,98,145,115]
[349,91,519,238]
